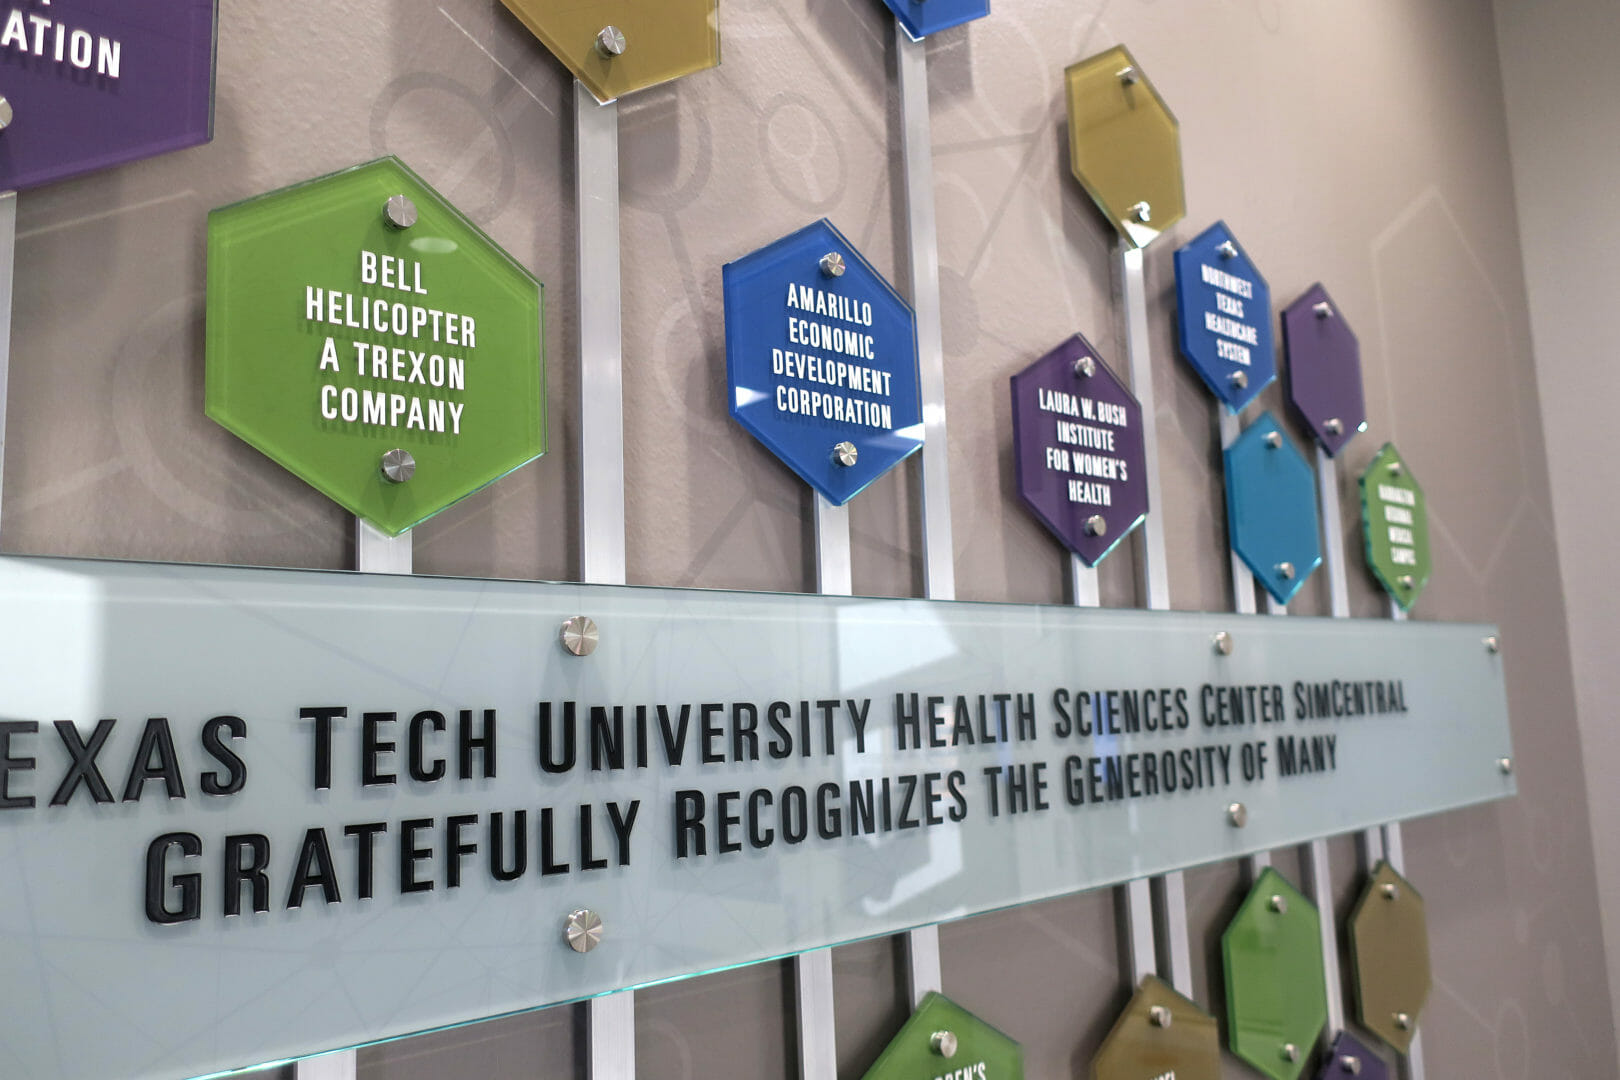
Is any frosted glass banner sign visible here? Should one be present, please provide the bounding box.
[0,0,218,190]
[0,556,1513,1080]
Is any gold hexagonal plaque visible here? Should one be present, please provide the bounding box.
[1348,862,1431,1054]
[1064,45,1186,248]
[499,0,720,104]
[1092,975,1220,1080]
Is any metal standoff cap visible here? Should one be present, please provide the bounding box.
[1268,893,1288,915]
[1129,200,1152,223]
[1264,430,1283,448]
[1314,301,1333,319]
[1325,417,1344,436]
[1217,240,1238,259]
[1339,1055,1363,1075]
[1148,1005,1173,1029]
[1084,514,1107,537]
[1282,1043,1299,1062]
[595,25,627,58]
[1382,882,1400,900]
[819,251,846,278]
[832,441,859,467]
[1484,635,1500,653]
[560,615,600,657]
[1213,630,1234,656]
[1116,65,1138,85]
[382,194,418,230]
[930,1031,958,1058]
[564,908,604,953]
[1393,1012,1412,1031]
[1227,370,1249,390]
[1398,574,1415,589]
[0,95,13,132]
[1388,461,1403,477]
[1073,355,1097,378]
[379,448,416,483]
[1498,757,1514,775]
[1227,802,1248,827]
[1276,561,1296,581]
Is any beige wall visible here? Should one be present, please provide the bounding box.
[3,0,1608,1076]
[1495,0,1620,1062]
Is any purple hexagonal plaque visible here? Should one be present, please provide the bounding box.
[1313,1032,1388,1080]
[1284,284,1366,457]
[1010,334,1147,566]
[0,0,218,192]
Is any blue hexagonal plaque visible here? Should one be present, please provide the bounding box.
[1225,412,1321,604]
[723,219,922,506]
[1174,222,1275,412]
[879,0,990,41]
[1284,284,1366,457]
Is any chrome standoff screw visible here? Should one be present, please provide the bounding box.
[1227,802,1248,827]
[1129,201,1152,223]
[1148,1005,1172,1028]
[1074,354,1097,378]
[564,908,604,953]
[1282,1043,1299,1062]
[1499,757,1514,775]
[832,441,858,467]
[1339,1055,1363,1076]
[1398,574,1415,589]
[1269,894,1288,914]
[1393,1012,1412,1031]
[1228,370,1249,390]
[379,448,416,483]
[1264,430,1283,448]
[1325,417,1344,436]
[383,195,418,230]
[1314,301,1333,319]
[1382,882,1400,901]
[930,1031,958,1058]
[1276,561,1296,581]
[560,616,599,657]
[595,25,626,57]
[1213,631,1234,656]
[1484,635,1500,653]
[0,95,14,132]
[819,251,846,278]
[1217,240,1238,259]
[1084,514,1107,537]
[1116,65,1138,85]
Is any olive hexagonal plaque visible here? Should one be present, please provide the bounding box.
[1093,976,1220,1080]
[499,0,720,104]
[1064,45,1185,249]
[1222,868,1327,1080]
[1358,444,1431,611]
[1348,862,1430,1055]
[206,157,546,536]
[863,991,1023,1080]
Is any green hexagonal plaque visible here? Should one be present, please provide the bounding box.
[1348,862,1431,1055]
[863,991,1023,1080]
[1221,868,1327,1080]
[1093,976,1220,1080]
[206,157,545,536]
[1359,443,1431,611]
[1065,45,1186,249]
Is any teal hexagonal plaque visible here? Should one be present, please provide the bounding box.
[1225,412,1322,604]
[864,991,1023,1080]
[1222,868,1328,1080]
[206,157,546,536]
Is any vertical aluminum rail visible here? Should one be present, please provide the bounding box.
[0,193,14,542]
[576,80,636,1080]
[1382,602,1426,1080]
[1218,407,1269,882]
[896,24,949,1005]
[1117,244,1186,994]
[1301,449,1349,1049]
[794,496,851,1080]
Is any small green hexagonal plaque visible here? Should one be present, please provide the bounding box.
[1349,862,1431,1055]
[1221,868,1328,1080]
[500,0,720,104]
[1359,444,1431,611]
[1064,45,1186,249]
[863,991,1023,1080]
[205,157,545,536]
[1092,976,1220,1080]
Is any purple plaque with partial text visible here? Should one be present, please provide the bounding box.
[0,0,217,191]
[1010,334,1147,566]
[1284,283,1366,457]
